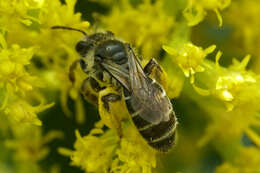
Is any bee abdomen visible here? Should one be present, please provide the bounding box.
[138,112,177,152]
[124,89,177,152]
[149,130,176,152]
[131,111,177,152]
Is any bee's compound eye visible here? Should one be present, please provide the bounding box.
[79,59,87,70]
[75,41,91,56]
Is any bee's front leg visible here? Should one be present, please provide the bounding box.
[99,88,126,138]
[69,59,80,85]
[144,58,168,89]
[81,77,104,106]
[101,93,121,112]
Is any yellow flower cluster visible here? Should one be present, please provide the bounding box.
[216,147,260,173]
[5,125,63,163]
[0,0,88,172]
[69,129,117,172]
[60,120,156,173]
[224,0,260,73]
[164,41,260,171]
[183,0,231,26]
[0,33,52,125]
[0,0,89,124]
[163,43,216,83]
[214,55,259,111]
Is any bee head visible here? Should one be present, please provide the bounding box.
[51,26,93,73]
[76,40,95,73]
[51,26,91,57]
[51,26,117,73]
[75,32,113,58]
[75,32,115,73]
[75,40,93,57]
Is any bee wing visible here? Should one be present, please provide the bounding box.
[127,46,172,124]
[101,60,131,91]
[128,49,148,91]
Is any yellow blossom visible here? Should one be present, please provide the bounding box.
[1,0,89,123]
[0,33,54,125]
[0,42,35,94]
[36,0,89,122]
[3,124,63,173]
[178,52,260,168]
[216,147,260,173]
[5,125,63,162]
[163,43,216,83]
[0,0,90,172]
[214,55,259,111]
[59,124,118,173]
[61,120,157,173]
[4,99,53,125]
[114,123,157,173]
[70,129,118,172]
[0,0,43,28]
[224,0,260,73]
[183,0,231,26]
[178,51,260,148]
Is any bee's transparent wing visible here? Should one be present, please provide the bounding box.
[127,46,172,124]
[101,60,130,91]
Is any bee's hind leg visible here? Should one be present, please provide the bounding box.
[144,58,168,89]
[99,88,125,138]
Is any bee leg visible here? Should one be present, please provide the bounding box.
[101,93,121,112]
[99,88,125,138]
[69,59,80,85]
[144,58,168,89]
[81,77,105,106]
[82,80,124,138]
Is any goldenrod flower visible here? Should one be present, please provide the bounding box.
[60,120,157,173]
[4,124,63,173]
[69,129,118,172]
[0,39,35,93]
[0,34,53,125]
[0,0,43,27]
[183,0,231,26]
[216,147,260,173]
[5,125,63,162]
[225,0,260,73]
[214,55,258,111]
[114,125,156,173]
[163,43,216,83]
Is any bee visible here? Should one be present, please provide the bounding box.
[51,26,178,152]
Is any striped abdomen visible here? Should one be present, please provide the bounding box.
[124,88,177,152]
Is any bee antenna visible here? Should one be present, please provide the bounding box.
[51,26,87,36]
